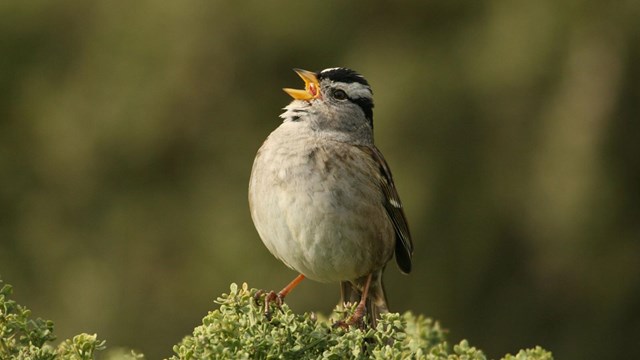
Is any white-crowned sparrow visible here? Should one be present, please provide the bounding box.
[249,67,413,327]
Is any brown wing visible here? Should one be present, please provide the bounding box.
[357,145,413,274]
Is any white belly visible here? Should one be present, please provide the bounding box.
[248,128,394,283]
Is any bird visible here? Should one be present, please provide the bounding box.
[248,67,413,328]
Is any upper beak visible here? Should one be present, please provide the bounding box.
[283,68,321,100]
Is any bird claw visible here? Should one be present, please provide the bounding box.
[332,319,350,330]
[253,290,265,305]
[332,303,366,329]
[253,290,284,319]
[332,315,365,330]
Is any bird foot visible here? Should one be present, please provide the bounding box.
[253,290,285,319]
[332,302,366,330]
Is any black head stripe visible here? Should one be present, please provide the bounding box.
[318,67,374,128]
[317,68,370,88]
[351,96,374,128]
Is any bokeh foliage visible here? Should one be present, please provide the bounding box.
[1,1,639,359]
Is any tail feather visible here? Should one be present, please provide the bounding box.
[366,277,388,327]
[340,281,360,304]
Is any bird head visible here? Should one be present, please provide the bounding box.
[283,68,375,127]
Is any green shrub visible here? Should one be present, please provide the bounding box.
[170,283,552,360]
[0,280,105,360]
[0,279,552,359]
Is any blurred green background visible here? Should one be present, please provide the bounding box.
[1,1,639,359]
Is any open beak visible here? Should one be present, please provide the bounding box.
[283,68,321,100]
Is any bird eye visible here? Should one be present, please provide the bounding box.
[332,89,348,100]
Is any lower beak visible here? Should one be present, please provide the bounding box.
[283,69,321,100]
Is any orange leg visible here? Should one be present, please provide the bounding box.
[278,274,305,299]
[333,273,373,328]
[348,273,373,326]
[257,274,306,318]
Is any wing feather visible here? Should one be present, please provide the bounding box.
[357,145,414,273]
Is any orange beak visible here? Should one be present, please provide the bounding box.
[283,68,321,100]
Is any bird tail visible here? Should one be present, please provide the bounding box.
[340,270,388,328]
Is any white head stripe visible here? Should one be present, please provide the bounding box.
[320,67,367,80]
[340,82,372,99]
